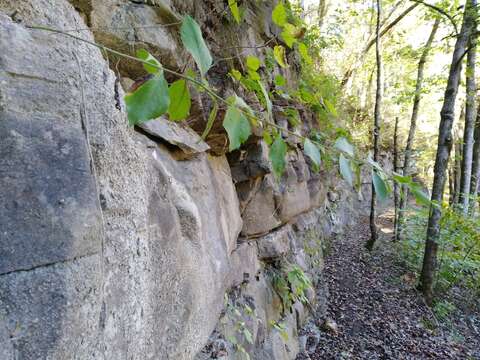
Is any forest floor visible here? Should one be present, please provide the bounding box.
[297,213,480,360]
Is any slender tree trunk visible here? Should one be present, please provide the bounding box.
[453,135,463,205]
[397,18,440,239]
[366,0,382,251]
[393,117,400,240]
[470,105,480,211]
[449,166,455,205]
[317,0,329,30]
[420,0,476,305]
[459,27,478,212]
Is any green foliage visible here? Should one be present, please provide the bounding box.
[223,293,256,360]
[180,15,213,76]
[125,71,170,125]
[274,45,288,68]
[372,170,389,202]
[334,137,355,157]
[269,320,289,341]
[228,0,241,23]
[272,2,287,27]
[269,134,287,179]
[272,264,313,314]
[136,49,162,74]
[339,154,354,187]
[398,206,480,298]
[223,103,252,151]
[167,80,191,121]
[303,138,321,172]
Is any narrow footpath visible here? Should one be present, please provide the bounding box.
[297,215,480,360]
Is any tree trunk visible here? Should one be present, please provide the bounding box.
[419,0,476,305]
[453,134,463,205]
[459,27,478,212]
[317,0,329,30]
[397,18,440,239]
[449,166,455,205]
[393,116,400,240]
[470,105,480,211]
[366,0,382,251]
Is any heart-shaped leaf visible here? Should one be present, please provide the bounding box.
[270,134,287,178]
[372,170,389,201]
[335,137,355,157]
[223,105,251,151]
[125,72,170,125]
[274,45,288,68]
[272,2,287,27]
[304,138,321,172]
[339,154,353,187]
[168,79,191,121]
[181,15,213,76]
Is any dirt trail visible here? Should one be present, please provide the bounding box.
[297,214,480,360]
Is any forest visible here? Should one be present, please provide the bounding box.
[0,0,479,358]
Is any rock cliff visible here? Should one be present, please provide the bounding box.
[0,1,360,359]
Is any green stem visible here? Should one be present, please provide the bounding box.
[27,25,302,140]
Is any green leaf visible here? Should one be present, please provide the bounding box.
[231,95,255,117]
[243,328,253,344]
[410,184,431,206]
[324,99,338,117]
[372,171,389,201]
[223,105,251,151]
[304,138,321,172]
[298,42,312,64]
[136,49,162,74]
[270,134,287,178]
[201,100,219,139]
[272,2,287,27]
[339,154,353,187]
[274,74,286,87]
[273,45,288,68]
[246,55,261,71]
[393,173,412,184]
[230,68,242,81]
[263,130,273,145]
[248,70,261,81]
[228,0,241,23]
[167,80,191,121]
[258,81,273,121]
[181,15,213,76]
[125,72,170,125]
[334,137,354,157]
[281,24,298,48]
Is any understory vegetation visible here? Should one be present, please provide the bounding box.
[399,204,480,311]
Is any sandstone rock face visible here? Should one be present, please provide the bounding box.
[0,0,361,359]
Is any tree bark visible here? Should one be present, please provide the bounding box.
[459,26,478,212]
[366,0,382,251]
[420,0,476,305]
[470,105,480,211]
[453,133,463,205]
[393,116,400,240]
[317,0,329,30]
[397,18,440,239]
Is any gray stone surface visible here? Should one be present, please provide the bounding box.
[139,118,210,154]
[257,225,292,260]
[0,12,103,275]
